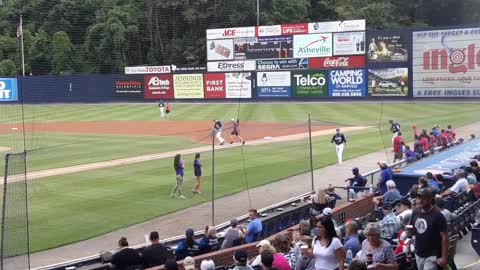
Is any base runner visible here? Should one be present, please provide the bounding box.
[213,120,225,145]
[229,119,245,145]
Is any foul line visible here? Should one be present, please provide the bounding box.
[5,126,371,182]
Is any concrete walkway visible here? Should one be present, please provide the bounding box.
[29,123,480,269]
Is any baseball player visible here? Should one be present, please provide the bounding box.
[331,128,347,165]
[213,120,225,145]
[229,119,245,145]
[389,120,401,145]
[166,102,172,118]
[158,100,165,118]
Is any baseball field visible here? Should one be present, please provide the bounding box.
[0,102,478,253]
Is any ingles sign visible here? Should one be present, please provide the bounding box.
[293,34,332,58]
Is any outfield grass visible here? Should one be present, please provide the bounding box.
[0,103,478,252]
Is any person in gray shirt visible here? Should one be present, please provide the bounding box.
[221,219,244,249]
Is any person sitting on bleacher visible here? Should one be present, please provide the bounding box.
[345,167,367,199]
[251,243,291,270]
[378,204,402,240]
[272,233,297,269]
[434,196,456,222]
[470,160,480,180]
[465,166,477,185]
[221,219,244,249]
[394,198,412,225]
[200,259,216,270]
[245,209,263,244]
[109,237,142,270]
[311,187,331,216]
[326,185,342,208]
[294,236,315,270]
[373,181,402,208]
[183,256,196,270]
[343,220,361,257]
[233,250,254,270]
[142,231,169,269]
[261,253,279,270]
[404,145,418,163]
[409,188,449,270]
[199,226,220,254]
[348,259,367,270]
[377,162,393,195]
[356,223,397,269]
[441,169,470,198]
[425,172,440,191]
[175,228,200,261]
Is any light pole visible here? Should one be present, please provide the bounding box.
[256,0,259,26]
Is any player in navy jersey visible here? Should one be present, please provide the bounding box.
[331,128,347,165]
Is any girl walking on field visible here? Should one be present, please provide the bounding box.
[192,153,202,194]
[172,154,186,199]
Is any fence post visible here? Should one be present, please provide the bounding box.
[308,114,314,192]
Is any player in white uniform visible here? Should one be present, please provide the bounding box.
[214,120,225,145]
[331,128,347,165]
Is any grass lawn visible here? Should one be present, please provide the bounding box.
[0,102,478,252]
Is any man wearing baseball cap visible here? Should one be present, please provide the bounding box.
[175,228,200,261]
[331,128,347,165]
[232,250,253,270]
[409,188,448,270]
[345,167,367,199]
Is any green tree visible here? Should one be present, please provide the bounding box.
[51,31,75,75]
[0,60,18,76]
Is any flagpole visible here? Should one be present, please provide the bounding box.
[19,15,25,76]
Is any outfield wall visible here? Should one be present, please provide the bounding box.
[2,24,480,103]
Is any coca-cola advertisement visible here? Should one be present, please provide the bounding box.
[328,69,366,97]
[367,31,408,63]
[144,74,174,99]
[368,68,408,96]
[413,28,480,97]
[204,73,226,99]
[309,56,366,69]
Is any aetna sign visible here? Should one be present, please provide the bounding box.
[309,56,365,69]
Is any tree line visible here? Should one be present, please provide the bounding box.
[0,0,478,76]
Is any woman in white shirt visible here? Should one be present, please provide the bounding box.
[312,218,345,270]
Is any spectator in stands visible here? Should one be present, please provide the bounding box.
[109,237,142,270]
[343,220,361,257]
[410,188,448,270]
[434,196,456,222]
[345,167,367,199]
[425,172,440,191]
[472,180,480,199]
[420,134,430,154]
[250,240,271,267]
[294,236,314,270]
[395,198,412,226]
[357,223,397,269]
[311,187,331,216]
[199,225,219,254]
[414,136,424,158]
[470,160,480,180]
[183,256,196,270]
[251,243,291,270]
[373,180,402,208]
[200,259,216,270]
[378,161,392,195]
[378,204,402,240]
[326,185,342,208]
[245,209,263,243]
[261,253,278,270]
[439,129,449,149]
[404,145,417,163]
[321,207,339,230]
[313,218,346,270]
[175,228,200,261]
[445,130,454,145]
[234,250,254,270]
[292,220,311,258]
[272,233,296,269]
[441,169,469,198]
[221,219,244,249]
[432,125,440,137]
[408,185,419,208]
[348,259,367,270]
[434,174,444,189]
[429,132,437,149]
[309,216,318,237]
[165,260,179,270]
[142,231,169,269]
[465,166,478,184]
[393,132,405,162]
[447,124,456,140]
[417,177,428,189]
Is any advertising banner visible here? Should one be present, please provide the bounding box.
[173,74,204,99]
[328,69,366,97]
[281,23,308,35]
[293,34,332,58]
[338,20,366,32]
[256,71,291,97]
[207,60,256,72]
[171,64,207,73]
[291,70,328,97]
[207,39,234,61]
[0,78,18,101]
[234,37,258,59]
[125,66,171,74]
[238,40,293,59]
[367,32,408,63]
[226,73,252,99]
[204,73,226,99]
[333,32,366,55]
[256,25,282,37]
[368,68,408,96]
[413,28,480,97]
[257,36,293,42]
[206,27,256,40]
[309,55,366,69]
[144,74,174,99]
[308,20,366,33]
[256,58,308,71]
[113,75,144,98]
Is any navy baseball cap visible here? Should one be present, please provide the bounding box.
[185,228,194,237]
[234,250,248,263]
[352,167,359,171]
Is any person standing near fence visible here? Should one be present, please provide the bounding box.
[192,153,202,194]
[172,154,186,199]
[331,128,347,165]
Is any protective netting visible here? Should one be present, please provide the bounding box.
[1,152,29,270]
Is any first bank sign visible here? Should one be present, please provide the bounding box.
[0,78,18,101]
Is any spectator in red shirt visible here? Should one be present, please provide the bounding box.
[412,125,420,140]
[439,130,449,149]
[393,132,406,162]
[414,135,424,157]
[448,125,456,140]
[445,130,454,145]
[420,134,429,153]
